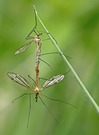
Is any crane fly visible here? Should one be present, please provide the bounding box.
[7,72,64,102]
[15,4,44,56]
[15,3,41,55]
[15,31,42,55]
[7,72,65,126]
[15,26,42,90]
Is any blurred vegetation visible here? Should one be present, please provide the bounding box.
[0,0,99,135]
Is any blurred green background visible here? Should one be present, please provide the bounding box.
[0,0,99,135]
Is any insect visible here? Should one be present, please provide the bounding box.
[15,30,42,54]
[7,72,66,125]
[15,4,42,56]
[15,9,52,89]
[7,72,64,102]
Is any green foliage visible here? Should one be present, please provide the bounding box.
[0,0,99,135]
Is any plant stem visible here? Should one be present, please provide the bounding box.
[33,5,99,114]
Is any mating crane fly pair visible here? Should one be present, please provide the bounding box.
[7,8,76,126]
[7,18,65,102]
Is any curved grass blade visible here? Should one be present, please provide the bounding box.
[33,5,99,113]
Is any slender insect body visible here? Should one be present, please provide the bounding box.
[35,93,39,102]
[35,66,39,88]
[35,43,41,67]
[34,87,41,102]
[34,35,42,91]
[15,27,42,90]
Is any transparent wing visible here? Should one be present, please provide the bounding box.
[7,72,30,89]
[15,41,33,54]
[42,74,64,89]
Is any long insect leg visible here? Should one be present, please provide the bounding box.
[12,93,30,103]
[40,93,77,108]
[39,58,53,69]
[40,52,61,56]
[28,75,36,84]
[27,94,32,127]
[28,75,36,89]
[39,95,58,123]
[26,7,42,40]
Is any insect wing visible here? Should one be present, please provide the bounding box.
[15,41,32,54]
[42,74,64,89]
[7,72,30,88]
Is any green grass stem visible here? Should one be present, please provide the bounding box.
[33,5,99,114]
